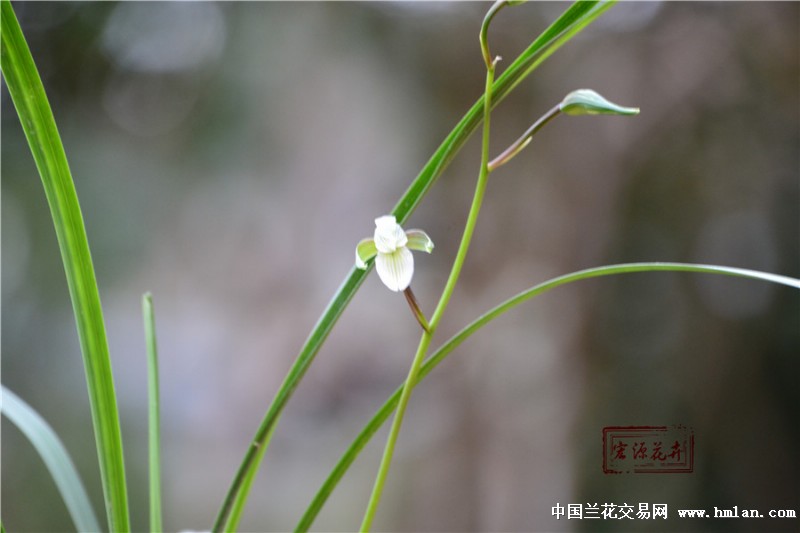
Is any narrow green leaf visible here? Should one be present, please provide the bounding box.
[143,294,163,533]
[390,0,614,223]
[225,422,278,531]
[213,3,615,530]
[1,2,130,530]
[2,386,102,533]
[296,263,799,530]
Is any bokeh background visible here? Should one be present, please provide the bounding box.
[2,2,798,532]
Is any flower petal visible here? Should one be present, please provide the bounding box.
[405,230,434,254]
[375,247,414,292]
[374,215,407,253]
[355,238,378,269]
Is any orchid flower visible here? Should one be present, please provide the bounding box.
[355,216,434,292]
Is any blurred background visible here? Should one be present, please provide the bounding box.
[2,2,798,531]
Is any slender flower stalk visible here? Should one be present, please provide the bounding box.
[357,81,639,533]
[358,6,639,531]
[479,1,526,69]
[403,288,430,333]
[359,36,500,533]
[488,104,561,171]
[479,1,505,68]
[489,89,639,171]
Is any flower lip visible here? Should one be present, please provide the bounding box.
[375,247,414,292]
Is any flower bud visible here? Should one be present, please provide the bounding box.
[559,89,640,116]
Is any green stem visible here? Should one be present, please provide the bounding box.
[215,3,614,530]
[480,1,507,68]
[296,263,799,532]
[358,332,434,532]
[430,64,496,330]
[359,55,498,533]
[488,104,561,171]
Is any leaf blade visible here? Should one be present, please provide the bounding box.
[296,262,799,530]
[1,2,130,530]
[214,2,615,530]
[2,386,103,533]
[143,294,163,533]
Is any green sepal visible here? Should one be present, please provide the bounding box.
[406,230,434,254]
[355,238,378,269]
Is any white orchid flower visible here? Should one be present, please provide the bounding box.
[355,215,434,292]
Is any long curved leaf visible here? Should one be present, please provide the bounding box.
[2,386,102,533]
[296,262,800,531]
[1,2,129,530]
[213,2,616,530]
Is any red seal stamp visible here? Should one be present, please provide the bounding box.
[603,425,694,474]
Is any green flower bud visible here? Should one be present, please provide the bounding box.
[559,89,640,116]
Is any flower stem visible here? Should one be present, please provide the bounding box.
[480,1,507,69]
[403,287,430,333]
[430,61,496,330]
[359,53,498,533]
[359,331,433,532]
[488,104,561,171]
